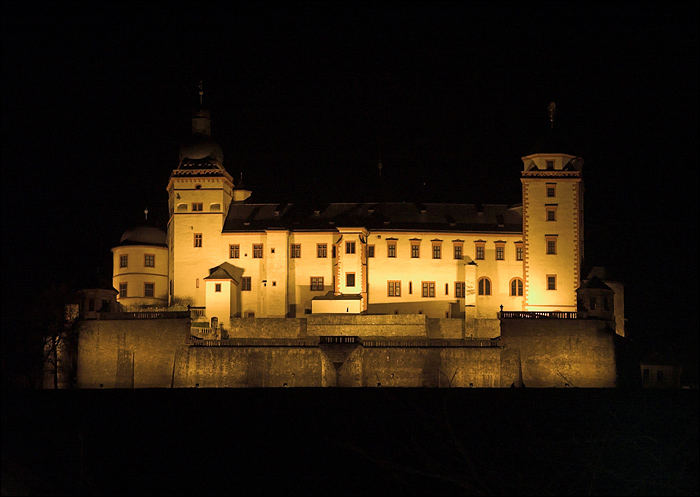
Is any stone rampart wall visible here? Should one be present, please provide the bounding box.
[500,319,616,387]
[306,313,428,337]
[226,318,307,338]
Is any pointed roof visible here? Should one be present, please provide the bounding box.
[204,262,243,284]
[577,276,612,291]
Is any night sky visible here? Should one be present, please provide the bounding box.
[2,3,697,373]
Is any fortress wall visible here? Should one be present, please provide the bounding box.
[178,347,324,387]
[226,318,307,338]
[77,318,189,388]
[306,314,428,337]
[426,318,464,339]
[367,301,453,318]
[474,319,501,338]
[357,347,501,387]
[500,319,616,387]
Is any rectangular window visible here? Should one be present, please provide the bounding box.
[88,298,95,311]
[445,283,449,295]
[455,282,465,298]
[192,202,203,211]
[432,243,442,259]
[346,241,356,254]
[546,238,557,255]
[387,280,401,297]
[408,281,413,294]
[310,276,324,291]
[196,278,199,288]
[194,233,202,247]
[119,254,128,268]
[547,275,557,290]
[119,283,127,297]
[332,245,336,258]
[241,277,251,291]
[515,244,523,261]
[475,245,485,260]
[387,241,397,258]
[253,244,263,258]
[589,296,597,310]
[546,160,555,170]
[422,281,435,298]
[657,370,664,383]
[367,245,375,258]
[453,244,463,259]
[546,207,557,221]
[317,244,327,258]
[290,244,301,258]
[144,254,155,267]
[546,183,556,198]
[229,244,240,258]
[215,283,222,293]
[346,273,355,287]
[411,243,420,258]
[144,283,154,297]
[495,246,505,260]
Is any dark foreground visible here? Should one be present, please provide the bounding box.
[2,389,697,496]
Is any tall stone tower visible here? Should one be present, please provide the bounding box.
[520,103,584,312]
[167,83,235,306]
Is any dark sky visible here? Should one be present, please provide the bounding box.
[2,2,697,366]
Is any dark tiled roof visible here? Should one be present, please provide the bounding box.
[578,276,612,291]
[204,262,243,284]
[223,202,522,233]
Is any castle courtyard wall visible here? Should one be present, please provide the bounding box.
[75,315,617,388]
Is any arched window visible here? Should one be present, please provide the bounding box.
[478,277,491,296]
[510,278,524,296]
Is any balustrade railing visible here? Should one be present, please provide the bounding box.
[100,311,190,320]
[499,311,578,319]
[319,336,359,344]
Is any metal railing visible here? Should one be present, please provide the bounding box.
[100,311,190,320]
[319,336,359,345]
[499,311,578,319]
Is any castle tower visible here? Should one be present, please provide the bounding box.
[167,83,236,306]
[521,103,584,311]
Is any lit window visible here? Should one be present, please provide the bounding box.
[215,283,222,293]
[453,244,463,259]
[387,241,397,258]
[546,183,556,198]
[194,233,202,247]
[229,244,240,258]
[346,273,355,287]
[290,244,301,258]
[421,281,435,298]
[455,282,465,298]
[432,243,442,259]
[547,275,556,290]
[495,244,505,260]
[241,277,251,291]
[119,255,128,268]
[367,245,375,258]
[317,244,327,258]
[546,238,557,255]
[411,243,420,258]
[144,254,155,267]
[253,244,263,258]
[310,277,324,291]
[515,243,523,261]
[192,202,203,211]
[510,278,523,296]
[346,241,356,254]
[387,280,401,297]
[478,277,491,296]
[119,282,128,298]
[475,242,485,260]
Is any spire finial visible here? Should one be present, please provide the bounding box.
[144,207,149,222]
[198,80,204,107]
[377,159,383,178]
[547,101,556,128]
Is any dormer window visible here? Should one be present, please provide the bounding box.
[546,160,555,170]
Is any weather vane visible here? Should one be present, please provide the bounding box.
[144,207,149,221]
[548,101,556,128]
[198,80,204,106]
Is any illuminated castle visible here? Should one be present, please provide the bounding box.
[111,96,624,339]
[65,93,626,389]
